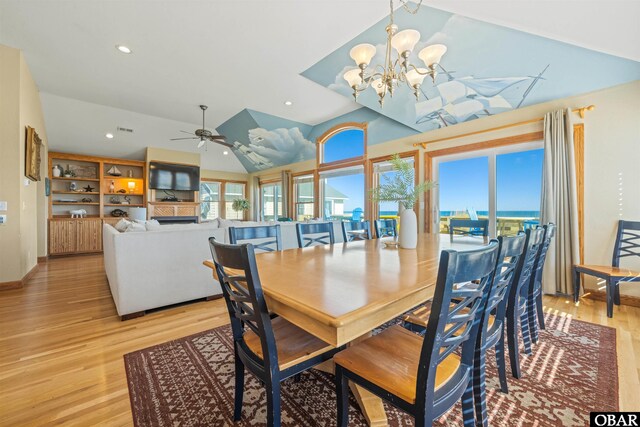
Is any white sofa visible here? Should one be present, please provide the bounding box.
[103,220,344,318]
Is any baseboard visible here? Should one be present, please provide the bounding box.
[585,290,640,308]
[0,281,22,290]
[37,256,48,264]
[0,263,39,291]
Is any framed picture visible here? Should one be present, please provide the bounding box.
[25,126,42,181]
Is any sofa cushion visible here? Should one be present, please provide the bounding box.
[115,218,132,232]
[124,222,147,232]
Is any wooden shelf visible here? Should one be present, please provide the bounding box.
[53,176,100,182]
[53,202,100,206]
[104,192,144,196]
[51,215,102,219]
[104,204,144,207]
[53,191,99,195]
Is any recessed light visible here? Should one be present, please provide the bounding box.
[116,45,132,54]
[223,150,229,155]
[284,101,293,106]
[105,133,114,139]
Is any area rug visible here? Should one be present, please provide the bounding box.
[124,312,617,426]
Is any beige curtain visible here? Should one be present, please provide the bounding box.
[252,177,260,221]
[540,108,580,295]
[281,170,290,219]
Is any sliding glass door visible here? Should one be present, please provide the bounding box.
[433,142,543,237]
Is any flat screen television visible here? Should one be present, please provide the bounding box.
[149,162,200,191]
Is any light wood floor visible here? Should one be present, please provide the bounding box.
[0,255,638,426]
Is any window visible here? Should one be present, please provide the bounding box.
[318,124,366,166]
[293,174,315,221]
[261,182,282,221]
[200,180,247,221]
[432,142,543,237]
[371,153,417,220]
[224,182,246,220]
[319,166,364,221]
[200,181,220,221]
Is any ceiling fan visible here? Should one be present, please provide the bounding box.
[170,105,231,149]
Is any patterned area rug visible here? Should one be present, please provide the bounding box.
[124,312,617,426]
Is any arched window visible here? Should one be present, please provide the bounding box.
[317,123,367,166]
[316,123,367,220]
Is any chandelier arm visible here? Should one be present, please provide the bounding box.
[407,63,435,75]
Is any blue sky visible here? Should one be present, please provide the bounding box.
[323,130,543,214]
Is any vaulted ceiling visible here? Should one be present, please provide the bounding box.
[1,0,638,171]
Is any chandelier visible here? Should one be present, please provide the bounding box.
[344,0,447,107]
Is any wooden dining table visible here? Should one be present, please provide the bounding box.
[203,233,484,426]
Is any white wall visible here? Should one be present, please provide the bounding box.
[40,93,247,173]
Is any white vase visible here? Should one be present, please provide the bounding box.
[399,208,418,249]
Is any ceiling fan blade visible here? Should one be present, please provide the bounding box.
[170,137,199,141]
[213,139,233,148]
[197,139,206,148]
[208,135,227,141]
[180,130,196,135]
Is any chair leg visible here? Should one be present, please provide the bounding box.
[536,291,545,331]
[527,295,539,345]
[520,310,532,356]
[336,365,349,427]
[266,380,281,427]
[507,308,522,379]
[614,280,621,306]
[573,268,581,303]
[233,353,245,421]
[606,279,615,318]
[473,347,488,427]
[495,332,509,393]
[461,378,476,427]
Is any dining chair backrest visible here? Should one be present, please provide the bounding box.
[511,228,545,302]
[295,222,335,248]
[530,223,555,291]
[416,241,499,409]
[229,225,282,253]
[486,234,527,338]
[341,220,371,242]
[374,219,397,238]
[208,239,279,375]
[612,220,640,267]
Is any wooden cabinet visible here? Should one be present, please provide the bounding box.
[148,202,199,218]
[49,219,103,255]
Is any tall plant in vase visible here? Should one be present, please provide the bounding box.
[369,154,435,248]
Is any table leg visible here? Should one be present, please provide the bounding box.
[349,383,388,426]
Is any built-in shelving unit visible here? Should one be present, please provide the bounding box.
[48,152,147,255]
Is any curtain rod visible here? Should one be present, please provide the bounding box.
[412,105,595,149]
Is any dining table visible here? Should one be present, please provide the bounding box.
[203,233,485,426]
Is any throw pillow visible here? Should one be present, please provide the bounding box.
[144,219,161,231]
[115,218,132,232]
[124,222,146,233]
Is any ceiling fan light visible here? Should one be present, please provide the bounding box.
[406,68,428,87]
[343,68,363,88]
[349,43,376,67]
[197,140,205,148]
[418,44,447,67]
[391,29,421,55]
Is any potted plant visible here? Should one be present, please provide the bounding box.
[232,198,250,218]
[369,154,435,248]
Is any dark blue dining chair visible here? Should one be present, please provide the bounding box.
[528,223,555,343]
[401,234,526,424]
[334,242,499,427]
[208,238,340,426]
[573,220,640,318]
[341,220,371,242]
[229,225,282,253]
[374,218,397,238]
[506,227,545,380]
[295,222,335,248]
